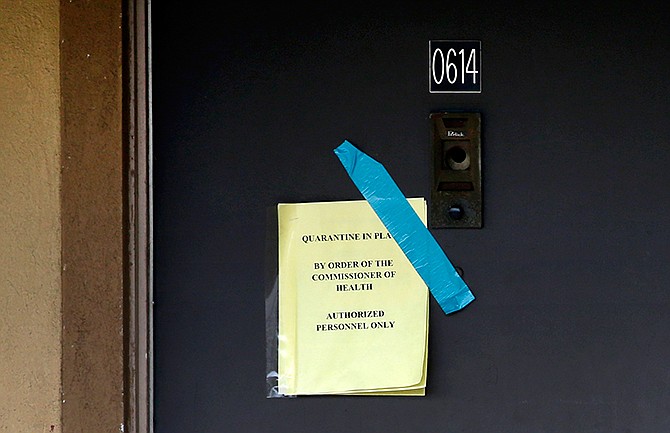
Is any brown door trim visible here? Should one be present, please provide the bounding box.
[124,0,153,431]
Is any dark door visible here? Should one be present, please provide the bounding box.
[153,3,670,432]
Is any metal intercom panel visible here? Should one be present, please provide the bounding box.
[430,112,482,228]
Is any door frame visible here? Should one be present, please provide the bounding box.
[124,0,153,431]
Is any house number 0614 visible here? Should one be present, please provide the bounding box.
[429,40,481,93]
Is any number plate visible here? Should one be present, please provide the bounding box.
[429,40,481,93]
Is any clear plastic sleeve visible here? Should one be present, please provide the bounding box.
[265,205,291,398]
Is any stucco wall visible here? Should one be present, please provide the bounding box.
[0,1,62,432]
[0,2,124,431]
[59,1,124,432]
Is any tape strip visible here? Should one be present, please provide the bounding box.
[334,140,474,315]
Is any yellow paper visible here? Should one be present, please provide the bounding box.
[278,198,429,396]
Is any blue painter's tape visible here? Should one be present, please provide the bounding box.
[334,140,474,315]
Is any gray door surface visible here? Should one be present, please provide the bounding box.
[153,2,670,432]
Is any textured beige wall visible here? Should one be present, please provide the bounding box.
[0,1,62,433]
[59,1,124,432]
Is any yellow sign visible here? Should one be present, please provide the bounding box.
[278,199,429,396]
